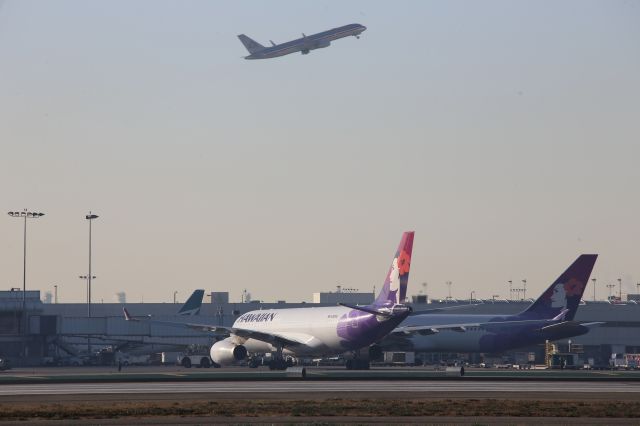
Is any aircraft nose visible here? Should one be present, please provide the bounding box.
[361,25,367,32]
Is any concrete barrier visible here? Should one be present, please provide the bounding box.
[444,366,465,377]
[286,367,307,378]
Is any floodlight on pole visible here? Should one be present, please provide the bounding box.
[7,208,44,360]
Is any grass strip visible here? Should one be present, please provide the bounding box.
[1,399,640,421]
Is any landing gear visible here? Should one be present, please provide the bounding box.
[345,358,370,370]
[268,345,292,370]
[301,49,310,55]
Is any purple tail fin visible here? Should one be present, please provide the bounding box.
[372,232,415,308]
[520,254,597,320]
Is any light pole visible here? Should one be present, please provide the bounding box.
[606,283,616,301]
[54,285,58,304]
[591,278,596,302]
[508,280,513,301]
[79,275,97,315]
[85,213,99,317]
[522,279,527,300]
[81,211,98,356]
[173,291,178,304]
[617,278,622,301]
[7,209,44,358]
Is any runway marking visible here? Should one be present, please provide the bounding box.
[3,381,640,396]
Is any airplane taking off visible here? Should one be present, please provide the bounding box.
[238,23,366,59]
[379,255,600,354]
[126,232,414,370]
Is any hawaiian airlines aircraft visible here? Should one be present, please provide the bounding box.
[238,23,366,59]
[379,254,600,354]
[126,232,414,370]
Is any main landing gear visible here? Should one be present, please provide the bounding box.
[268,358,293,370]
[268,345,294,370]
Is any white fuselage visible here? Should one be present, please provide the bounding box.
[231,306,349,357]
[221,305,391,358]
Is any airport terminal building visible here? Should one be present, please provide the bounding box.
[1,289,639,366]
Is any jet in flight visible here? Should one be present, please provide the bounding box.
[238,23,366,59]
[378,254,600,354]
[126,231,414,370]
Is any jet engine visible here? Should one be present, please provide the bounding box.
[210,339,248,366]
[315,40,331,49]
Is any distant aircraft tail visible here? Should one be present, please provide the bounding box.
[177,289,205,316]
[237,34,266,54]
[519,254,597,321]
[371,232,415,308]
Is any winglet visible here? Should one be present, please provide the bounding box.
[123,307,135,321]
[123,307,148,321]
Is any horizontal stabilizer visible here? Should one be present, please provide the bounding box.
[539,321,605,333]
[338,303,393,317]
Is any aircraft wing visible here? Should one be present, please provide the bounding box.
[123,308,306,347]
[391,318,565,336]
[410,304,483,315]
[176,322,309,347]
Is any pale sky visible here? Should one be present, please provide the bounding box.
[1,0,639,304]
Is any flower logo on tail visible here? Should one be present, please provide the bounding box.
[397,249,411,276]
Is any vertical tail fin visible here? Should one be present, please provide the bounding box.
[237,34,266,54]
[520,254,597,320]
[372,232,415,307]
[177,289,205,316]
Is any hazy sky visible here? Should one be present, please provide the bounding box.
[1,0,638,304]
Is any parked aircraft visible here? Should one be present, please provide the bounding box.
[176,289,205,316]
[238,23,366,59]
[378,254,599,354]
[126,232,414,369]
[93,289,206,355]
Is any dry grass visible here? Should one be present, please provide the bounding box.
[1,399,640,421]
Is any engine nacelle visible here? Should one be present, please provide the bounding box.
[210,339,248,366]
[315,40,331,49]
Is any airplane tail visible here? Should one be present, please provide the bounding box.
[519,254,597,321]
[372,232,415,308]
[177,289,205,316]
[237,34,266,54]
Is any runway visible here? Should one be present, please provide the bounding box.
[3,379,640,397]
